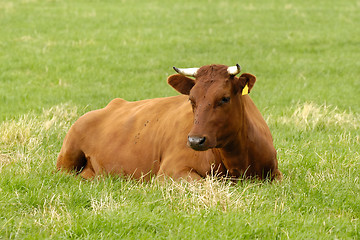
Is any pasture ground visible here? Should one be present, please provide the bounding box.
[0,0,359,239]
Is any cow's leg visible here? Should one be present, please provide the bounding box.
[178,170,203,181]
[157,167,203,182]
[56,141,86,174]
[79,161,95,180]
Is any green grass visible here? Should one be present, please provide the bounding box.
[0,0,359,239]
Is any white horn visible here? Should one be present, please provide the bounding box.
[173,66,199,77]
[227,64,241,75]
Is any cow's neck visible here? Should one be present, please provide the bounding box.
[218,96,251,178]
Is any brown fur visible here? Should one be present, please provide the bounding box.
[57,64,282,181]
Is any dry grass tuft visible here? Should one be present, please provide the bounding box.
[0,2,14,12]
[279,102,360,130]
[158,177,260,212]
[0,153,13,172]
[0,104,78,174]
[0,114,41,149]
[30,195,73,235]
[41,104,78,133]
[90,193,126,213]
[0,104,78,150]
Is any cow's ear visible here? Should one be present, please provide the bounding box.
[167,74,195,95]
[234,73,256,94]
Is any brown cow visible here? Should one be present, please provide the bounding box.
[57,64,282,181]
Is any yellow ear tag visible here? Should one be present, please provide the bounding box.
[242,83,249,95]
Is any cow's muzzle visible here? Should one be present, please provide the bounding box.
[187,136,208,151]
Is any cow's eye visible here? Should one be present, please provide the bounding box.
[219,97,230,105]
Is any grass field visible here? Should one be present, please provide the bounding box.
[1,0,359,239]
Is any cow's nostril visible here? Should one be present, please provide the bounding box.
[188,136,206,146]
[188,136,209,151]
[198,137,206,145]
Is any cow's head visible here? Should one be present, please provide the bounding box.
[168,64,256,151]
